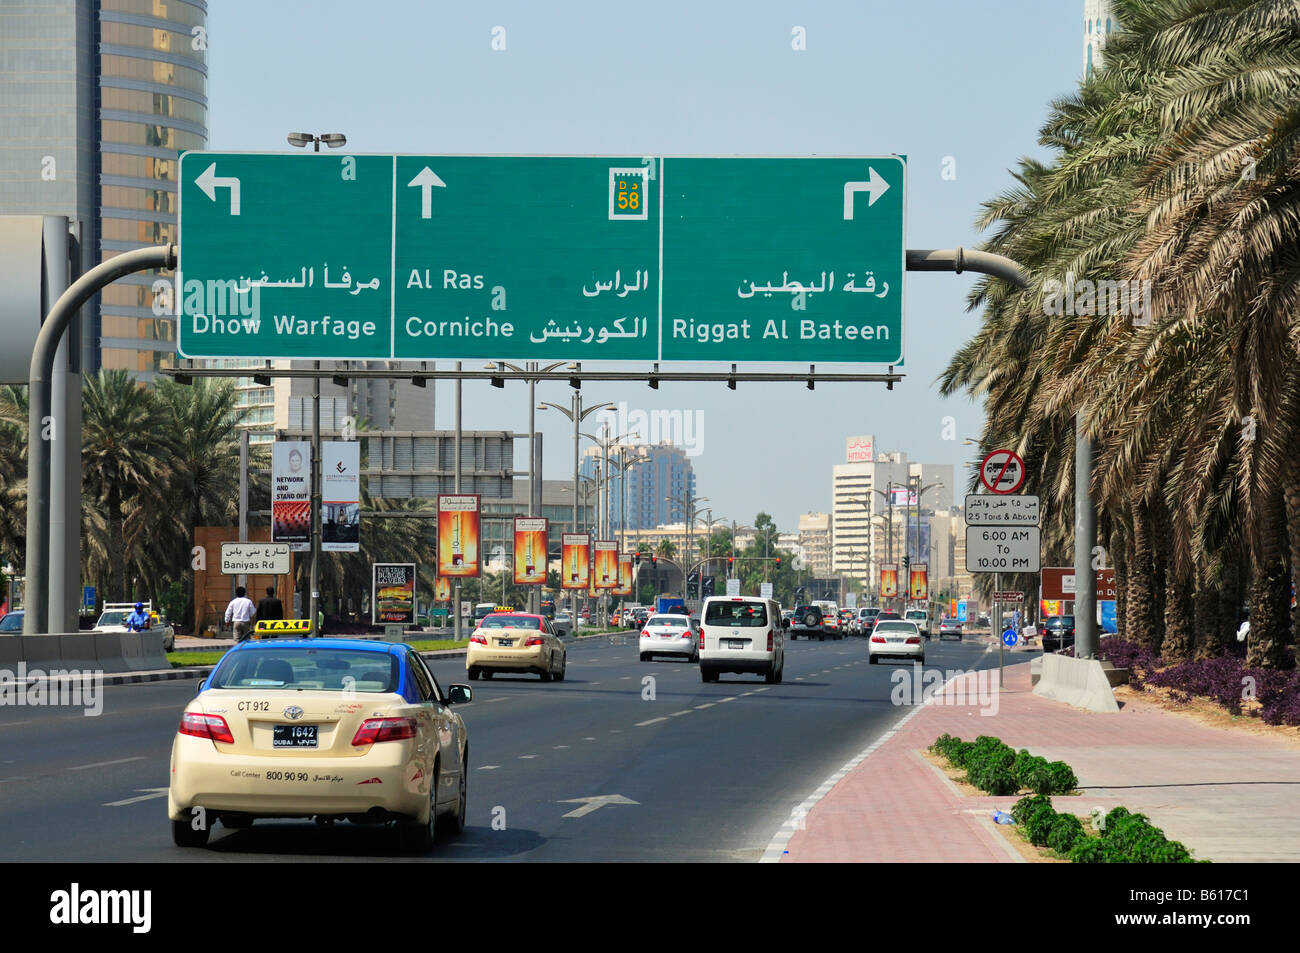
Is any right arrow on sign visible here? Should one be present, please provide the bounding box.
[407,166,447,219]
[842,167,890,219]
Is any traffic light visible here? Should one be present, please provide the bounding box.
[774,556,781,568]
[634,553,641,566]
[903,555,910,571]
[703,576,716,596]
[727,556,734,572]
[651,555,657,566]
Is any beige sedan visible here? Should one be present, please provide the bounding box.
[466,613,567,682]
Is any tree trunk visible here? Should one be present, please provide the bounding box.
[1129,500,1161,654]
[1112,532,1129,641]
[1149,499,1170,655]
[1284,452,1300,652]
[1247,488,1291,669]
[1162,559,1194,663]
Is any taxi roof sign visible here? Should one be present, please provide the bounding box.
[254,618,313,636]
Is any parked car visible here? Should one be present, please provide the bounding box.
[1041,616,1076,652]
[0,610,23,633]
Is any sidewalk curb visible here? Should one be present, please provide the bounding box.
[760,683,943,863]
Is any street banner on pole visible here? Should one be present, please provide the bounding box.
[322,441,360,552]
[271,441,310,552]
[614,554,634,596]
[434,576,451,602]
[562,534,591,590]
[909,563,928,601]
[513,517,548,585]
[593,540,618,589]
[880,564,898,598]
[437,494,481,577]
[372,563,415,625]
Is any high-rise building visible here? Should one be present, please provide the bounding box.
[1,0,209,379]
[796,512,832,576]
[582,441,695,533]
[1084,0,1117,79]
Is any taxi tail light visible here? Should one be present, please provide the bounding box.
[352,717,417,746]
[179,712,234,744]
[524,635,544,647]
[469,633,487,645]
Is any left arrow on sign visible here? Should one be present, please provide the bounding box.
[407,166,447,219]
[195,163,241,215]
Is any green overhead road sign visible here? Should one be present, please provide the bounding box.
[176,153,906,363]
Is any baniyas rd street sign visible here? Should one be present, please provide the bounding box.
[176,153,905,364]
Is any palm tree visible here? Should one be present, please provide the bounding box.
[0,385,29,571]
[80,370,178,603]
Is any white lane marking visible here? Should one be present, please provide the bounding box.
[478,765,501,770]
[103,787,168,807]
[583,737,597,741]
[71,756,145,772]
[753,687,771,692]
[553,745,570,749]
[589,682,601,685]
[760,669,967,864]
[0,777,29,784]
[694,703,715,710]
[486,697,509,703]
[620,676,633,680]
[717,696,737,703]
[636,717,667,726]
[519,754,538,759]
[669,710,691,717]
[794,677,804,681]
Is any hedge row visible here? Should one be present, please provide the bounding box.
[1011,795,1196,863]
[930,734,1077,796]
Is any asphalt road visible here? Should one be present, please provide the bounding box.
[0,632,1005,862]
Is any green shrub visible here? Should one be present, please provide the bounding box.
[1013,750,1047,788]
[1025,801,1059,847]
[965,737,1017,794]
[1046,813,1086,854]
[1067,837,1105,863]
[1011,794,1052,825]
[1026,759,1078,795]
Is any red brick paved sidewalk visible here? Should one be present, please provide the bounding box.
[777,659,1300,863]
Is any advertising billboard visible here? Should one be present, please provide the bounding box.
[593,540,619,589]
[272,441,311,552]
[513,517,548,585]
[880,564,898,598]
[372,563,416,625]
[322,441,360,552]
[615,553,634,596]
[562,533,591,590]
[909,563,929,601]
[437,494,481,577]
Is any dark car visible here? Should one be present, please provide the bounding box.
[1041,615,1076,652]
[0,610,23,634]
[789,604,824,640]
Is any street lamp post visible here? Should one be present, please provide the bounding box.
[286,131,347,635]
[538,393,615,537]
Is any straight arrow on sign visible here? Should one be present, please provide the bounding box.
[407,166,446,219]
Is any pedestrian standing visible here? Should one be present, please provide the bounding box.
[225,586,257,641]
[257,585,284,622]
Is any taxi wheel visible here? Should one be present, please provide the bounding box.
[481,671,493,680]
[764,665,777,684]
[540,666,553,683]
[467,668,480,681]
[437,752,467,836]
[398,783,437,854]
[171,811,210,848]
[639,652,649,662]
[869,655,879,664]
[554,655,566,681]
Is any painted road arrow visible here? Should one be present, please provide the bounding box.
[559,794,640,818]
[104,787,169,808]
[194,163,241,215]
[406,166,447,219]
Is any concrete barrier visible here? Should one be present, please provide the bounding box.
[57,633,98,671]
[138,631,169,670]
[1032,653,1120,713]
[92,633,131,674]
[0,636,24,670]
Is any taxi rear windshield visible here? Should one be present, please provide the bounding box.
[210,648,399,692]
[479,615,541,629]
[647,616,687,627]
[705,602,768,627]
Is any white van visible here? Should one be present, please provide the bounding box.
[698,596,786,684]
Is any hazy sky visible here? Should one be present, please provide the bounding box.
[206,0,1082,532]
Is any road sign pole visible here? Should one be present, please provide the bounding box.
[1074,411,1097,658]
[310,361,321,636]
[995,572,1003,689]
[453,363,462,644]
